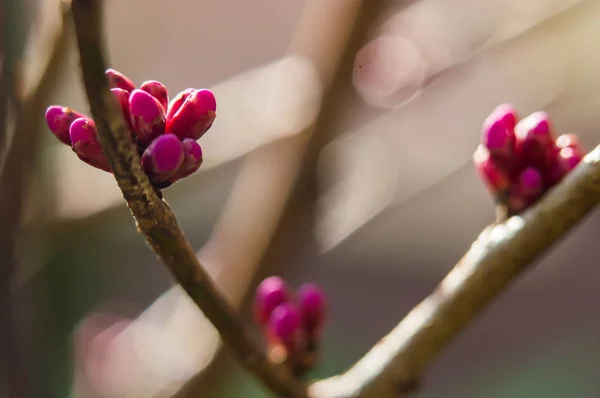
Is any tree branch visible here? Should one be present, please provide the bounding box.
[69,1,308,396]
[310,146,600,398]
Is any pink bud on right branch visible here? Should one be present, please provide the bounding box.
[475,104,586,216]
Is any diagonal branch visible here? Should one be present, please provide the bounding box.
[69,0,307,396]
[310,146,600,398]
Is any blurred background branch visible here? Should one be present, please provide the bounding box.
[174,0,384,396]
[0,2,71,397]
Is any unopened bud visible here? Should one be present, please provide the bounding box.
[45,105,86,145]
[69,117,111,172]
[166,89,216,140]
[141,134,184,184]
[129,89,167,146]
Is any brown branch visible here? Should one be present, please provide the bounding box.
[0,3,72,397]
[310,146,600,398]
[69,1,307,396]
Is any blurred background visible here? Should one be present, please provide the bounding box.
[2,0,600,397]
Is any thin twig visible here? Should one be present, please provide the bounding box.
[0,3,72,397]
[69,1,307,396]
[310,146,600,398]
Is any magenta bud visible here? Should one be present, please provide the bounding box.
[254,276,290,326]
[482,104,517,158]
[105,68,135,93]
[515,112,554,168]
[517,167,543,197]
[267,303,302,350]
[141,80,169,111]
[298,283,326,337]
[505,167,543,214]
[166,89,216,140]
[558,147,583,171]
[169,138,203,182]
[546,147,583,186]
[499,104,518,131]
[482,119,514,157]
[141,134,184,184]
[555,134,585,157]
[129,89,167,146]
[69,118,111,172]
[486,104,518,130]
[165,88,195,122]
[473,145,510,196]
[45,105,86,145]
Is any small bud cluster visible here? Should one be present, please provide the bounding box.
[45,69,216,189]
[474,104,585,215]
[253,277,326,375]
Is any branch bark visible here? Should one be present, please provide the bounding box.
[310,146,600,398]
[69,1,308,396]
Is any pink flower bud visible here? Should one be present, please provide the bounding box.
[482,119,514,158]
[110,88,134,134]
[165,88,194,122]
[298,283,326,338]
[129,89,166,147]
[557,147,583,171]
[546,147,583,186]
[267,303,303,352]
[69,118,111,172]
[45,105,86,145]
[105,68,135,93]
[141,134,184,184]
[169,138,203,182]
[491,104,518,130]
[506,167,544,214]
[555,133,585,157]
[482,104,517,158]
[166,89,216,140]
[517,167,543,197]
[505,167,544,214]
[140,80,169,112]
[473,145,510,196]
[514,112,554,169]
[254,276,290,326]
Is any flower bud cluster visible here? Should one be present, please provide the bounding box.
[475,104,585,214]
[253,277,326,375]
[46,69,216,188]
